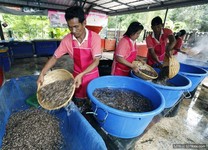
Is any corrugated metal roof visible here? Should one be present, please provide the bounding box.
[0,0,207,16]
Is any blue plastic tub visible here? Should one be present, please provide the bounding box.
[0,76,107,150]
[180,58,208,71]
[179,63,207,92]
[130,70,192,108]
[0,51,11,72]
[9,41,34,58]
[33,40,57,56]
[87,76,165,139]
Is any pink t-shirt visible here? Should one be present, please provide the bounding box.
[54,29,101,59]
[115,37,136,58]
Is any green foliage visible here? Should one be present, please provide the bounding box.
[108,4,208,32]
[0,13,68,40]
[0,4,207,41]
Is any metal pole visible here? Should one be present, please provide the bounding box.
[0,21,5,40]
[163,8,169,27]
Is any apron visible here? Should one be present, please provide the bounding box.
[72,31,99,99]
[113,37,137,76]
[147,34,166,66]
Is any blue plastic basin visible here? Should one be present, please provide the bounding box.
[0,76,107,150]
[130,70,192,108]
[180,59,208,71]
[87,76,165,139]
[179,63,207,92]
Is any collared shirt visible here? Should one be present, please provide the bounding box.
[174,37,183,50]
[146,28,173,49]
[54,28,101,59]
[115,37,136,58]
[72,28,89,46]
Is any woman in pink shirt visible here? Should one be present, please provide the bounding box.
[37,6,101,110]
[173,30,186,55]
[111,21,144,76]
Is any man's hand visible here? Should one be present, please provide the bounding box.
[37,73,44,86]
[165,50,171,58]
[74,73,84,88]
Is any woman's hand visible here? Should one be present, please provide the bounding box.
[132,63,140,73]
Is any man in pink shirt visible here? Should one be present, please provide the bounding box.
[37,6,101,109]
[146,16,176,68]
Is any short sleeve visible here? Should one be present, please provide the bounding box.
[115,38,130,57]
[146,35,154,49]
[54,34,73,59]
[163,28,173,37]
[91,32,102,58]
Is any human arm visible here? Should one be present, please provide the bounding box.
[74,56,100,88]
[37,56,58,86]
[148,48,163,68]
[116,55,138,72]
[166,34,176,57]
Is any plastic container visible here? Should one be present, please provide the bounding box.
[33,40,57,56]
[85,25,103,34]
[179,58,208,71]
[0,76,107,150]
[9,41,34,58]
[87,76,165,138]
[104,39,116,51]
[136,43,148,58]
[0,67,3,86]
[131,70,192,108]
[179,63,207,92]
[101,39,105,51]
[98,60,113,76]
[0,50,11,72]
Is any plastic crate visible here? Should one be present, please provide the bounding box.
[0,50,11,72]
[9,41,34,58]
[33,40,58,56]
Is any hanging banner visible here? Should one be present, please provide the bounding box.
[48,10,67,28]
[48,10,108,28]
[86,11,108,27]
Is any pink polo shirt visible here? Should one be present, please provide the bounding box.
[115,37,136,58]
[54,29,102,59]
[146,28,173,49]
[173,37,183,55]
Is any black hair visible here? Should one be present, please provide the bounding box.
[65,6,85,23]
[123,21,144,37]
[175,29,186,39]
[151,16,163,26]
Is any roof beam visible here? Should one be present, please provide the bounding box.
[107,0,208,16]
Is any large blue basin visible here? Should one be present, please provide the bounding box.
[131,70,192,108]
[179,63,207,92]
[87,76,165,138]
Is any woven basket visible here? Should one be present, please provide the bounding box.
[163,55,180,78]
[37,69,75,110]
[132,61,158,80]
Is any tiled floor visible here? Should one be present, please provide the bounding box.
[3,54,208,150]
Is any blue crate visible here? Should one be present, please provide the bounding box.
[9,41,34,58]
[0,51,11,72]
[33,40,58,56]
[0,76,107,150]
